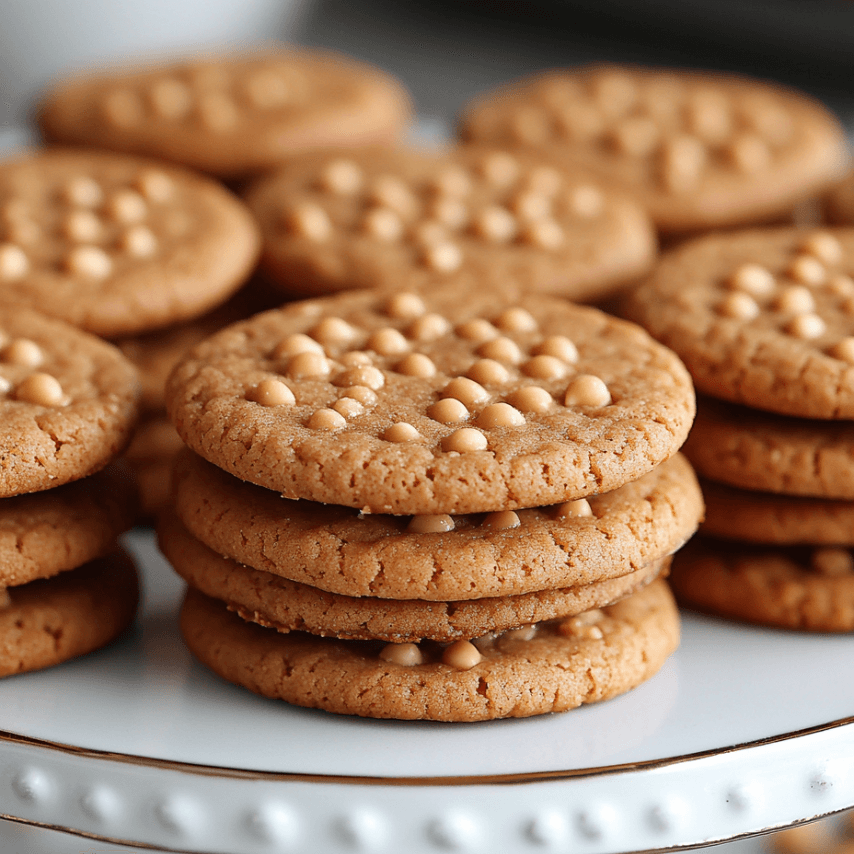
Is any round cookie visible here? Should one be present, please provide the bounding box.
[684,397,854,499]
[0,464,137,588]
[701,479,854,545]
[165,290,696,515]
[0,307,140,496]
[0,148,260,337]
[123,415,184,518]
[244,146,657,302]
[180,579,680,721]
[623,228,854,419]
[37,50,413,180]
[670,538,854,632]
[460,64,849,234]
[0,551,139,677]
[172,449,702,600]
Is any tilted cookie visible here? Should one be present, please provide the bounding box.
[38,50,412,180]
[172,449,701,599]
[161,512,669,642]
[243,146,656,301]
[166,291,695,515]
[0,149,260,337]
[624,228,854,419]
[684,397,854,499]
[461,65,848,234]
[180,579,679,721]
[0,307,140,496]
[670,537,854,632]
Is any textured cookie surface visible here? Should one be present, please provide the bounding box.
[0,551,139,677]
[161,512,670,642]
[461,65,848,233]
[0,307,140,496]
[173,449,701,599]
[245,146,656,301]
[684,397,854,499]
[0,149,260,337]
[180,579,680,721]
[624,228,854,419]
[166,291,696,515]
[670,538,854,632]
[38,50,412,179]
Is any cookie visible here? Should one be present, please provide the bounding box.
[180,578,680,721]
[172,449,701,600]
[669,537,854,632]
[701,479,854,545]
[165,290,695,516]
[123,415,184,518]
[683,397,854,499]
[0,148,260,337]
[244,146,657,302]
[623,228,854,419]
[0,306,140,496]
[37,50,413,180]
[460,65,848,234]
[824,171,854,225]
[0,550,139,677]
[161,512,670,642]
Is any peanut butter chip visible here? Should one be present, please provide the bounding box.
[383,422,422,443]
[787,313,826,340]
[150,78,192,119]
[0,244,29,280]
[456,318,498,343]
[121,225,158,258]
[495,307,538,333]
[332,397,364,418]
[0,376,11,394]
[432,166,472,197]
[369,176,417,217]
[442,427,488,453]
[423,242,462,273]
[286,204,332,242]
[363,208,403,242]
[311,317,358,347]
[810,547,854,577]
[476,402,525,428]
[525,220,564,250]
[729,134,771,174]
[775,285,815,314]
[729,263,776,297]
[568,185,604,218]
[477,337,523,364]
[442,639,482,670]
[247,378,295,407]
[15,372,66,407]
[408,514,455,533]
[65,246,112,279]
[443,377,490,407]
[318,159,363,195]
[340,351,372,368]
[431,197,468,229]
[686,91,731,143]
[367,327,409,355]
[3,338,42,367]
[473,206,517,243]
[342,385,378,406]
[829,337,854,364]
[63,211,102,243]
[337,365,385,390]
[558,616,604,640]
[385,292,426,319]
[467,359,512,386]
[395,353,436,378]
[507,385,552,413]
[482,510,521,530]
[308,408,346,430]
[533,335,579,363]
[108,190,147,224]
[522,354,568,380]
[787,256,826,287]
[136,170,174,202]
[408,312,451,341]
[63,176,104,208]
[274,333,324,358]
[564,375,611,407]
[287,351,330,379]
[428,397,469,424]
[479,152,520,188]
[555,498,593,518]
[379,643,424,666]
[801,232,842,265]
[661,135,706,193]
[719,292,760,321]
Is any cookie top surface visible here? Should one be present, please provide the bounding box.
[180,579,679,721]
[38,50,413,179]
[166,290,696,515]
[0,148,260,337]
[461,65,848,233]
[243,145,657,302]
[624,228,854,419]
[0,307,141,496]
[173,448,701,599]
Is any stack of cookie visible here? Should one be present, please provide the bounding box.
[161,288,702,721]
[0,307,141,676]
[624,227,854,632]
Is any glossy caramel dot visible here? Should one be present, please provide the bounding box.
[564,375,611,407]
[408,514,455,533]
[472,206,517,243]
[108,190,147,224]
[318,159,363,195]
[287,351,330,379]
[810,547,854,577]
[385,292,426,319]
[380,643,424,666]
[467,359,511,386]
[442,427,488,453]
[408,312,451,341]
[341,385,378,406]
[63,210,102,243]
[787,313,826,340]
[533,335,578,363]
[555,498,593,518]
[363,208,403,242]
[423,242,462,273]
[3,338,42,367]
[121,226,158,258]
[507,386,552,414]
[367,327,409,356]
[428,398,469,424]
[15,372,66,406]
[495,307,537,334]
[332,397,364,418]
[775,285,815,314]
[801,232,842,266]
[477,337,523,364]
[829,337,854,364]
[63,176,104,208]
[719,292,760,321]
[660,135,706,193]
[395,353,436,378]
[337,365,385,390]
[0,244,28,280]
[65,246,112,278]
[308,408,346,430]
[383,422,422,443]
[728,263,775,297]
[340,351,373,368]
[442,377,490,407]
[286,204,332,242]
[482,510,521,530]
[476,402,525,428]
[442,639,482,670]
[247,378,295,406]
[787,255,826,287]
[311,317,358,347]
[274,333,324,358]
[522,354,568,380]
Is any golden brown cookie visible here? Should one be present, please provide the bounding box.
[0,307,140,496]
[160,512,669,642]
[172,449,701,600]
[684,397,854,499]
[0,148,260,337]
[824,171,854,225]
[244,146,657,302]
[623,228,854,419]
[37,50,413,180]
[165,290,696,516]
[670,537,854,632]
[180,578,680,721]
[123,415,184,518]
[460,65,848,234]
[0,551,139,677]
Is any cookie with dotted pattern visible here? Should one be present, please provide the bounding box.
[0,307,140,497]
[180,578,679,721]
[670,537,854,632]
[243,145,657,302]
[460,64,848,234]
[0,550,138,677]
[160,511,670,643]
[37,50,413,180]
[165,290,696,516]
[172,448,701,600]
[623,228,854,419]
[0,148,260,337]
